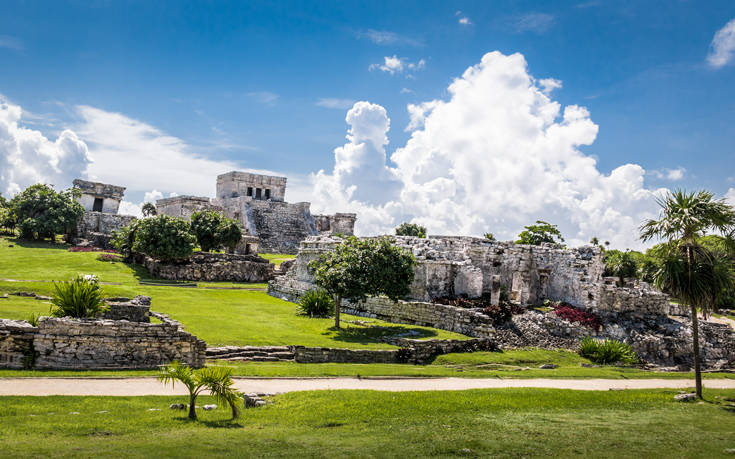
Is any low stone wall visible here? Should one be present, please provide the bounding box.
[144,252,274,282]
[293,346,397,364]
[102,296,151,322]
[76,211,136,249]
[0,319,36,369]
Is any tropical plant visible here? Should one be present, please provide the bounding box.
[9,184,84,241]
[50,275,107,318]
[297,289,335,318]
[158,361,241,420]
[395,222,426,238]
[579,336,638,365]
[190,210,242,252]
[0,206,15,234]
[484,232,495,241]
[516,220,564,245]
[111,220,140,261]
[640,189,735,398]
[141,202,157,217]
[603,250,638,285]
[309,236,416,328]
[589,236,600,247]
[132,215,196,261]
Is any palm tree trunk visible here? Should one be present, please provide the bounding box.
[188,393,198,420]
[686,245,703,399]
[334,294,341,329]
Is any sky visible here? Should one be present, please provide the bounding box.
[1,1,734,249]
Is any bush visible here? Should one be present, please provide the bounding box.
[111,220,140,260]
[97,253,122,262]
[9,184,83,241]
[132,215,196,261]
[395,222,426,238]
[548,301,602,331]
[298,289,335,318]
[432,294,524,325]
[516,220,564,245]
[50,275,107,318]
[190,210,242,252]
[579,336,638,365]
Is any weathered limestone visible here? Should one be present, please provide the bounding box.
[0,297,206,370]
[144,252,274,282]
[75,212,136,249]
[217,171,287,202]
[73,179,125,214]
[156,196,220,220]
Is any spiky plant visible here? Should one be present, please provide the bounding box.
[50,275,106,319]
[640,189,735,398]
[158,362,242,420]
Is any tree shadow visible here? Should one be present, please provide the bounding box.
[172,417,244,428]
[5,237,70,250]
[324,324,438,344]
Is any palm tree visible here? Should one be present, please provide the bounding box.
[158,362,242,420]
[640,189,735,398]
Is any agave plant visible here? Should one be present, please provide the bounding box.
[158,362,242,421]
[50,275,106,319]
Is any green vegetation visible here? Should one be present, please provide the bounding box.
[0,237,464,349]
[484,232,495,241]
[310,236,416,328]
[579,337,638,365]
[141,202,157,217]
[516,220,564,245]
[7,183,83,241]
[158,362,241,420]
[641,189,735,398]
[132,215,197,261]
[190,210,242,252]
[395,222,427,238]
[297,288,334,318]
[1,389,735,457]
[259,253,296,266]
[50,275,107,318]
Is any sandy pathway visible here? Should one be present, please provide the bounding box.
[0,377,734,396]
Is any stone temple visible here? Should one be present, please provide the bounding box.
[73,179,135,247]
[156,171,356,254]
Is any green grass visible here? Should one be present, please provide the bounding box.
[0,237,466,348]
[1,389,734,457]
[259,252,296,266]
[1,349,733,379]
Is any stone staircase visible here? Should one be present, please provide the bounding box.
[206,346,295,362]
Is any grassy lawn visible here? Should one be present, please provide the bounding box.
[1,389,734,457]
[259,252,296,266]
[0,237,466,349]
[2,348,733,379]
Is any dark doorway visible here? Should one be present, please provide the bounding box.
[264,189,271,200]
[92,198,103,212]
[247,187,253,197]
[255,188,262,199]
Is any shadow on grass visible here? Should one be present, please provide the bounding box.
[173,417,244,428]
[5,236,70,250]
[324,324,438,345]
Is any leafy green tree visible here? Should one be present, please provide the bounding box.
[132,215,196,261]
[309,236,416,328]
[9,184,83,241]
[484,232,495,241]
[158,361,241,421]
[190,210,242,252]
[603,250,638,285]
[0,192,7,208]
[0,206,15,234]
[641,189,735,399]
[395,222,427,238]
[141,202,157,217]
[516,220,564,245]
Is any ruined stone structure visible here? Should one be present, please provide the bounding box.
[0,296,205,370]
[73,178,136,248]
[144,251,274,282]
[156,171,356,254]
[268,236,735,368]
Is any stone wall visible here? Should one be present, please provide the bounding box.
[0,297,206,370]
[156,196,221,220]
[102,296,151,322]
[246,200,318,254]
[293,346,397,364]
[144,252,274,282]
[73,179,125,214]
[217,171,287,202]
[75,211,137,249]
[313,213,357,236]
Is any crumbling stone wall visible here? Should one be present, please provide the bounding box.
[75,212,136,248]
[313,213,357,236]
[73,179,125,214]
[144,252,274,282]
[0,297,206,370]
[156,196,221,220]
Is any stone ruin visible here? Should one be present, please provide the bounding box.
[73,178,136,248]
[156,171,356,254]
[269,235,735,369]
[0,296,205,370]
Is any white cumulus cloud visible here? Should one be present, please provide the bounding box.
[311,51,667,249]
[370,56,426,75]
[725,188,735,207]
[649,167,686,181]
[316,98,357,110]
[0,97,91,196]
[707,18,735,68]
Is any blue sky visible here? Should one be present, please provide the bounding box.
[1,1,734,247]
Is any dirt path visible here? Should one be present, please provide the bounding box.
[1,377,734,396]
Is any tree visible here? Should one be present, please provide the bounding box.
[484,232,495,241]
[9,184,83,241]
[158,361,241,421]
[516,220,564,245]
[590,237,600,247]
[309,236,416,328]
[640,189,735,399]
[395,222,426,238]
[190,210,242,252]
[603,250,638,285]
[132,215,196,261]
[141,202,157,217]
[111,220,140,261]
[0,192,7,208]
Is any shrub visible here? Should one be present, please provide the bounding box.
[132,215,196,261]
[111,220,140,260]
[515,220,564,245]
[0,206,15,234]
[432,295,524,324]
[26,312,40,327]
[190,210,242,252]
[97,253,122,262]
[9,184,83,241]
[579,336,638,365]
[395,222,426,238]
[298,289,335,318]
[50,275,107,318]
[548,301,602,331]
